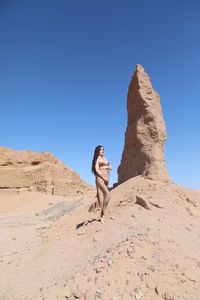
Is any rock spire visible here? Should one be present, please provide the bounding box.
[118,64,170,184]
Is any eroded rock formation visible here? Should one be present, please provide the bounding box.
[118,64,170,184]
[0,147,94,196]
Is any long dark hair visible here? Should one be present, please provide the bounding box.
[91,145,104,175]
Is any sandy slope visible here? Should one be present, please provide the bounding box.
[0,177,200,300]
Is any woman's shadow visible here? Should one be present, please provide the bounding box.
[76,217,100,229]
[76,195,103,229]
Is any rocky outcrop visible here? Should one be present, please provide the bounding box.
[0,147,94,196]
[118,64,170,184]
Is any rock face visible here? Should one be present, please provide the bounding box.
[0,147,94,196]
[118,64,170,184]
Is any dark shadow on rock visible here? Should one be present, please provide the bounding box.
[149,201,163,208]
[135,195,150,210]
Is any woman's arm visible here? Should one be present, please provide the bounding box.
[107,162,112,170]
[104,157,112,170]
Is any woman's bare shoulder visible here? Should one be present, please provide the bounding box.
[96,156,102,163]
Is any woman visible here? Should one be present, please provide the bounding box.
[90,145,112,224]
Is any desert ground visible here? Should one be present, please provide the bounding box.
[1,176,200,300]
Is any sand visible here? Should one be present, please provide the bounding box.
[0,176,200,300]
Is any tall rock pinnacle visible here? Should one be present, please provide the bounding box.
[118,64,170,184]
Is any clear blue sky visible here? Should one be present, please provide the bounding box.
[0,0,199,189]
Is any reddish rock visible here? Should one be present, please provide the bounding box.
[0,147,94,196]
[118,64,170,184]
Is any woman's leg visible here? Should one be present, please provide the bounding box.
[96,177,104,213]
[96,190,101,210]
[96,176,111,218]
[104,181,111,211]
[102,186,111,216]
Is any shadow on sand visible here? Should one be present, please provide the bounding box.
[76,218,100,229]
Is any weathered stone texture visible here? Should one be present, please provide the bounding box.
[0,147,94,196]
[118,64,170,184]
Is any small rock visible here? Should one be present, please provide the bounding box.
[106,247,112,253]
[72,285,80,299]
[95,289,101,299]
[87,276,92,283]
[77,231,85,236]
[116,287,121,294]
[187,277,197,283]
[96,266,104,273]
[162,292,174,300]
[96,289,101,294]
[142,256,147,260]
[148,265,155,272]
[108,260,112,266]
[155,286,160,294]
[146,280,154,289]
[135,292,143,300]
[64,290,71,298]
